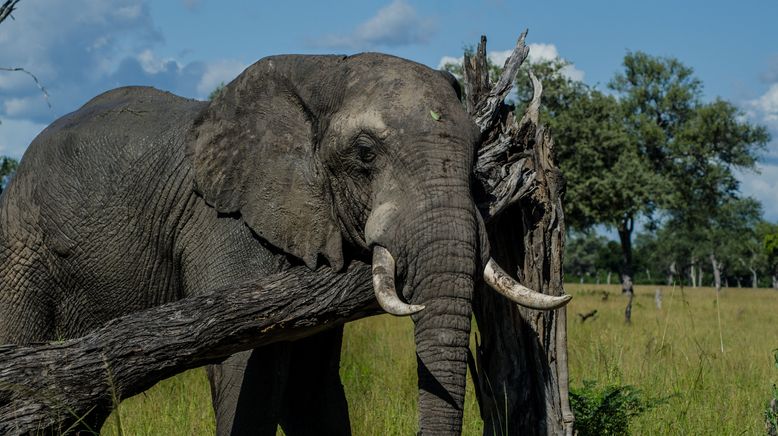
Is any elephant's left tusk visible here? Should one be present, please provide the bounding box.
[372,246,425,316]
[484,258,572,310]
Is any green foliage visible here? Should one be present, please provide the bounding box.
[207,82,225,101]
[524,50,769,289]
[0,156,19,194]
[766,230,778,262]
[565,232,620,282]
[570,380,665,436]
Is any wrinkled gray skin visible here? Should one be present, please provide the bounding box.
[0,54,486,435]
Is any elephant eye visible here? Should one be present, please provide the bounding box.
[355,135,377,164]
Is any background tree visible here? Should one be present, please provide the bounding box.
[565,232,608,283]
[0,156,18,195]
[764,224,778,289]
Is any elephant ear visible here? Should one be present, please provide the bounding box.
[187,57,343,270]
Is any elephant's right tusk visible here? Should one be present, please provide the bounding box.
[484,258,572,310]
[372,246,425,316]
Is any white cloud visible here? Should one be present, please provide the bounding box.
[488,50,512,69]
[0,118,48,159]
[0,0,253,158]
[436,42,584,82]
[737,163,778,222]
[527,43,559,62]
[137,49,181,75]
[313,0,435,49]
[748,83,778,130]
[527,43,585,81]
[437,55,463,70]
[3,96,51,119]
[196,60,247,98]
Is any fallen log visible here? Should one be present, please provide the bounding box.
[0,263,374,435]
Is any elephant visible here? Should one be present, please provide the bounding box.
[0,53,568,435]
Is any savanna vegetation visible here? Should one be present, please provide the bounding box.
[100,282,778,435]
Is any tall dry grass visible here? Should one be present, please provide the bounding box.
[101,283,778,435]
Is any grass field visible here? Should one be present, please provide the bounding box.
[101,283,778,435]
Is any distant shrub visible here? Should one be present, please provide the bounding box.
[570,380,665,436]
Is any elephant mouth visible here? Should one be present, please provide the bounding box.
[370,245,571,316]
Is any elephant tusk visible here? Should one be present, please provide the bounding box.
[484,258,572,310]
[372,246,425,316]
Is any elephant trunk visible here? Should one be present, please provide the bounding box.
[405,202,478,435]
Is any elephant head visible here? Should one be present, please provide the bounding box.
[188,54,568,434]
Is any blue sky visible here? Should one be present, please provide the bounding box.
[1,0,777,220]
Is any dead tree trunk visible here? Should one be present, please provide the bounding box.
[465,32,574,435]
[0,263,376,434]
[618,220,635,323]
[710,253,722,293]
[667,261,676,286]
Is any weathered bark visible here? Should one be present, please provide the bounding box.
[0,263,376,434]
[466,32,574,435]
[618,221,635,323]
[690,256,697,287]
[607,271,612,285]
[667,261,677,286]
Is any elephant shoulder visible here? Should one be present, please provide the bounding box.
[3,87,206,252]
[21,86,205,173]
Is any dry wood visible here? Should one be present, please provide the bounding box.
[0,0,19,26]
[468,32,574,435]
[0,263,375,434]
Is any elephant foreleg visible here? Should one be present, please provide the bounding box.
[207,326,351,436]
[208,343,292,436]
[279,326,351,436]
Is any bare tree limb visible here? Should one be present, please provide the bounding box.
[0,0,20,26]
[0,263,376,435]
[0,67,51,108]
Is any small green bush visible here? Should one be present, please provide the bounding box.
[570,380,665,436]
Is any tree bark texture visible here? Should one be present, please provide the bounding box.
[466,32,574,435]
[0,263,376,434]
[617,222,634,323]
[0,30,572,435]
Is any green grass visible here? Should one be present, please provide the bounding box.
[102,284,778,435]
